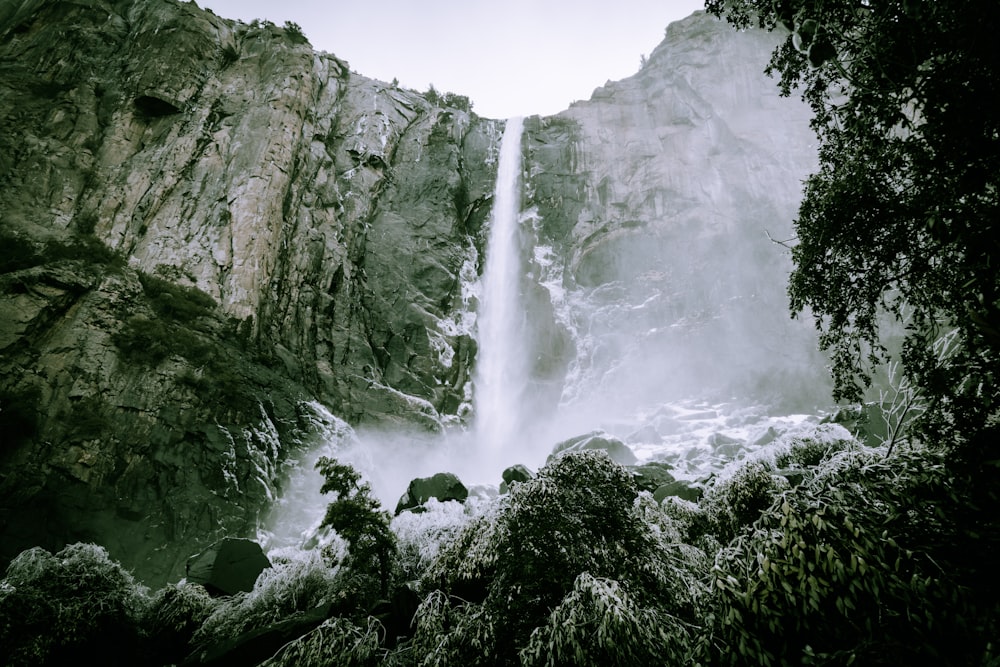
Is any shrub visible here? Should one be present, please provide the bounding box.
[142,580,217,663]
[710,445,1000,665]
[259,616,384,667]
[138,273,217,323]
[417,451,706,663]
[520,573,696,667]
[703,457,789,542]
[0,543,149,666]
[282,20,309,45]
[317,457,397,600]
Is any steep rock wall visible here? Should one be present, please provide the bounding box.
[521,12,830,427]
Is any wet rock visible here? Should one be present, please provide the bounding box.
[629,461,676,493]
[549,430,638,466]
[500,464,535,493]
[395,472,469,515]
[653,479,704,503]
[185,538,271,597]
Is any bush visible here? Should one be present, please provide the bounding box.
[703,457,789,542]
[416,451,706,663]
[258,616,384,667]
[142,580,217,663]
[520,573,696,667]
[710,445,1000,665]
[0,543,149,666]
[138,273,217,323]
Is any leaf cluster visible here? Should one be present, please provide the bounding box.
[317,456,397,598]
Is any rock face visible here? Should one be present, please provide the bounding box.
[0,2,824,584]
[520,12,831,431]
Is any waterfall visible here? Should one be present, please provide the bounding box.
[474,117,526,456]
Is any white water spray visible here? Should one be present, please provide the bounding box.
[474,117,527,457]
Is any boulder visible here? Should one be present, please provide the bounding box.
[499,463,535,494]
[629,461,676,493]
[185,538,271,596]
[395,472,468,515]
[653,479,704,503]
[549,430,638,466]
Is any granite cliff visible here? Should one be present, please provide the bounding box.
[0,0,824,584]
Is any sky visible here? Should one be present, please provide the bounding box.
[199,0,707,119]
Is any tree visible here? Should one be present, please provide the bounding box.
[705,0,1000,444]
[316,457,396,597]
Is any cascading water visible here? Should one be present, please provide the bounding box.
[473,117,527,458]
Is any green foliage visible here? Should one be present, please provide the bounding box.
[112,315,210,365]
[317,457,397,598]
[260,616,385,666]
[0,229,122,273]
[282,20,309,45]
[138,272,217,323]
[0,543,149,666]
[703,458,790,543]
[705,0,1000,443]
[422,84,474,113]
[710,445,1000,665]
[520,573,696,667]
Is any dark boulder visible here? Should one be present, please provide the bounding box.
[500,464,535,493]
[653,479,704,503]
[629,461,676,493]
[395,472,468,515]
[548,430,638,466]
[185,538,271,597]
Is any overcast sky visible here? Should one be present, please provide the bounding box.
[198,0,707,119]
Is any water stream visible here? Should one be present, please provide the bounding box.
[472,116,527,460]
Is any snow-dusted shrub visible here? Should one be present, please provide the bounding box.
[773,422,854,469]
[391,498,477,581]
[192,547,340,647]
[703,456,790,542]
[406,590,498,667]
[415,450,708,663]
[258,615,384,667]
[0,543,149,666]
[142,579,217,660]
[520,573,698,666]
[711,444,999,665]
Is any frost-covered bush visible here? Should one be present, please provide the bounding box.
[703,457,790,542]
[414,451,707,664]
[391,498,478,581]
[520,573,698,667]
[711,445,1000,665]
[772,423,854,469]
[142,580,218,662]
[192,547,340,647]
[0,543,149,666]
[258,616,384,667]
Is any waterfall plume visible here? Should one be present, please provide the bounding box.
[474,117,527,457]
